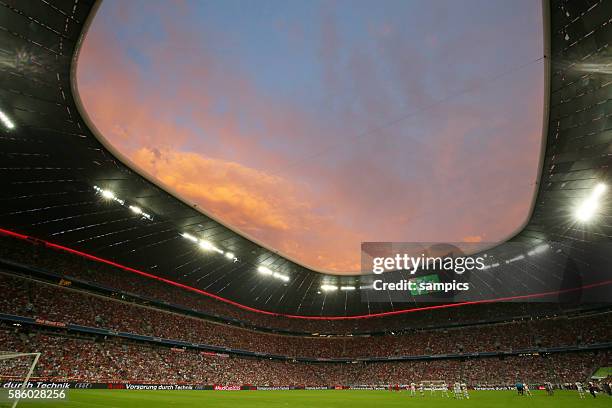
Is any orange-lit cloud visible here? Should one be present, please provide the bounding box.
[130,147,365,271]
[133,147,302,232]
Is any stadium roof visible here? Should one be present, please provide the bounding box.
[0,0,611,318]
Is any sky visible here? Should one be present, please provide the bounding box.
[77,0,544,274]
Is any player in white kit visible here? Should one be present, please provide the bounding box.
[576,382,585,399]
[409,383,416,396]
[453,382,463,399]
[461,383,469,399]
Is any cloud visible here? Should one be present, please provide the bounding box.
[131,147,365,272]
[133,147,302,232]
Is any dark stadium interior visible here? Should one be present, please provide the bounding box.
[0,0,611,397]
[1,0,612,318]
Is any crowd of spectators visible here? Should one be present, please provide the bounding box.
[1,235,610,387]
[0,326,608,386]
[0,234,591,334]
[1,271,610,359]
[352,352,609,386]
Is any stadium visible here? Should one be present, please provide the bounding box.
[0,0,611,407]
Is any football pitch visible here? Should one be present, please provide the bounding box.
[9,390,612,408]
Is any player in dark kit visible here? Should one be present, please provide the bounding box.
[545,382,554,396]
[588,382,597,398]
[515,382,524,395]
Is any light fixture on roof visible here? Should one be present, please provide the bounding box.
[94,186,124,205]
[257,265,289,282]
[181,230,241,264]
[199,240,213,250]
[575,183,607,222]
[505,254,525,264]
[257,266,273,275]
[0,110,15,129]
[94,185,152,218]
[340,286,356,291]
[199,240,224,254]
[181,232,198,243]
[527,243,549,256]
[321,284,338,292]
[273,272,290,282]
[129,205,153,220]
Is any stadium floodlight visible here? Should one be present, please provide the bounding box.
[94,185,150,219]
[273,272,290,282]
[181,231,233,259]
[180,232,198,243]
[129,205,153,220]
[101,189,116,200]
[0,110,15,129]
[575,183,607,222]
[527,243,549,256]
[340,286,356,291]
[505,254,525,264]
[199,240,224,254]
[594,183,607,196]
[257,266,273,275]
[257,266,289,282]
[199,240,213,250]
[321,284,338,292]
[94,187,125,205]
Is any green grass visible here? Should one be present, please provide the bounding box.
[7,390,611,408]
